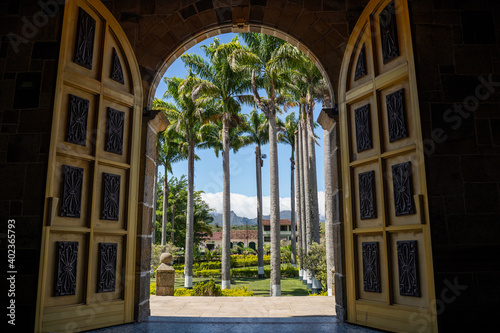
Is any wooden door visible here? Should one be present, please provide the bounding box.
[35,0,142,331]
[338,0,438,332]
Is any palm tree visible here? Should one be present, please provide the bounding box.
[229,33,294,296]
[160,73,206,289]
[182,36,252,290]
[277,111,299,267]
[153,99,189,246]
[240,109,269,278]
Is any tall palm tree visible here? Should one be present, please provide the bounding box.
[240,109,269,278]
[182,36,252,290]
[277,111,299,267]
[153,99,191,246]
[229,33,294,296]
[160,73,206,289]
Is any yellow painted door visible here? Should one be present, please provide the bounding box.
[35,0,142,331]
[338,0,438,332]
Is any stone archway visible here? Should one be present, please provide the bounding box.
[102,0,369,322]
[102,0,369,108]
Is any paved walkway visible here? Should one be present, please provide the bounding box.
[90,296,382,333]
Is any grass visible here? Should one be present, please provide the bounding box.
[171,276,310,296]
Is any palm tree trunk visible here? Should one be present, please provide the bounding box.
[290,156,297,267]
[269,114,281,296]
[171,203,175,244]
[301,119,311,247]
[324,127,335,296]
[256,145,265,278]
[295,131,303,280]
[161,173,168,246]
[184,141,195,289]
[307,115,320,244]
[301,118,313,289]
[221,114,231,290]
[299,120,307,284]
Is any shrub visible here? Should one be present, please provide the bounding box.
[174,288,194,296]
[194,269,221,278]
[302,243,327,289]
[307,290,329,296]
[150,282,156,295]
[221,286,253,297]
[192,278,221,296]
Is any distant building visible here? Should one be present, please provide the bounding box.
[202,230,258,251]
[263,219,297,244]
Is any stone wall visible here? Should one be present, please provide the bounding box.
[410,0,500,330]
[0,1,64,331]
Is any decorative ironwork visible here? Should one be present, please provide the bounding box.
[60,165,84,218]
[54,241,78,296]
[110,48,124,84]
[379,0,399,64]
[392,161,415,216]
[386,89,408,142]
[355,104,373,152]
[362,242,381,293]
[74,7,96,69]
[354,44,367,80]
[359,170,377,220]
[105,108,125,155]
[66,94,89,146]
[397,240,420,297]
[101,173,120,221]
[97,243,117,293]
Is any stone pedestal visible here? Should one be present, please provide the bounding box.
[156,253,175,296]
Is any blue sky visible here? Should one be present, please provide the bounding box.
[154,33,325,219]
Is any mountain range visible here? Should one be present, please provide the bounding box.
[209,210,324,226]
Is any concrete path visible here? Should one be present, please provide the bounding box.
[89,296,383,332]
[150,295,337,317]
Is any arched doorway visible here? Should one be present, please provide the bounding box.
[36,1,437,332]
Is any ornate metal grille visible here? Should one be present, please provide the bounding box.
[397,240,420,297]
[60,165,84,218]
[110,48,124,84]
[354,44,367,80]
[392,161,415,216]
[97,243,117,293]
[359,170,377,219]
[74,7,96,69]
[379,0,399,64]
[355,104,373,152]
[54,241,78,296]
[105,108,125,155]
[66,94,89,146]
[386,89,408,142]
[101,173,120,221]
[362,242,381,293]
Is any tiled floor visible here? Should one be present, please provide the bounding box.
[89,296,382,333]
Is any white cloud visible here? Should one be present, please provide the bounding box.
[201,191,326,219]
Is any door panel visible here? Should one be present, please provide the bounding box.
[36,0,142,331]
[339,0,437,332]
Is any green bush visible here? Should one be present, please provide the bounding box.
[192,278,222,296]
[221,286,253,296]
[174,288,194,296]
[194,269,221,278]
[150,282,156,295]
[308,290,329,296]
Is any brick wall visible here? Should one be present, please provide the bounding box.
[410,0,500,330]
[0,1,64,331]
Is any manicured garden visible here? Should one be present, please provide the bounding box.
[150,252,317,297]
